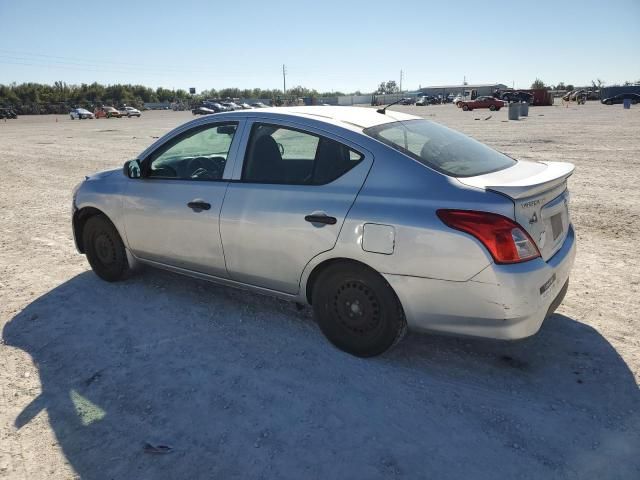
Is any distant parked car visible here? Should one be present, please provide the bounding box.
[499,91,533,103]
[416,96,438,106]
[221,102,243,111]
[0,107,18,119]
[601,93,640,105]
[562,90,588,102]
[251,102,268,108]
[192,106,216,115]
[121,106,141,117]
[400,98,414,105]
[459,96,505,111]
[69,108,95,120]
[202,101,226,112]
[95,106,122,118]
[239,103,253,109]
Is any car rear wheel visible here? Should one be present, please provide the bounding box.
[312,263,406,357]
[489,104,496,111]
[83,215,129,282]
[462,105,469,111]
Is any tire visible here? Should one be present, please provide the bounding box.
[312,263,406,357]
[82,215,129,282]
[605,100,612,105]
[489,104,496,111]
[462,105,469,111]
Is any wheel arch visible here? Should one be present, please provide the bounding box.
[304,257,401,308]
[73,206,113,253]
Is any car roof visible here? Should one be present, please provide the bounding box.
[220,106,420,131]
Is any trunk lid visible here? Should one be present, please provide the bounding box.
[458,160,574,261]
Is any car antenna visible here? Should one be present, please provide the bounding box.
[376,97,405,114]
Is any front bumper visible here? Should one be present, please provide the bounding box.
[384,225,576,340]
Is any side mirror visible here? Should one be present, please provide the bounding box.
[123,159,142,179]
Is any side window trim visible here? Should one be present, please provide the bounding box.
[230,118,372,181]
[141,120,244,182]
[236,120,367,186]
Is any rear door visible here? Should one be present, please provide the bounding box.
[220,120,372,294]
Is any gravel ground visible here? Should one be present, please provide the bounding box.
[1,103,639,479]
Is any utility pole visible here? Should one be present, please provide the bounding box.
[282,64,287,97]
[399,69,404,94]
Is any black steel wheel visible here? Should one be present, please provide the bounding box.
[312,263,406,357]
[82,215,128,282]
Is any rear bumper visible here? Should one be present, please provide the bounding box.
[384,225,576,340]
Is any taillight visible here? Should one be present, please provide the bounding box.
[436,209,540,264]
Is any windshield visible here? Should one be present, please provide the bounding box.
[363,119,516,177]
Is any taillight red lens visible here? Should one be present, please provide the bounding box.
[436,209,540,264]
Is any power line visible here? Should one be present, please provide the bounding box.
[0,50,245,77]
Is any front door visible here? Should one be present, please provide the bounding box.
[123,121,241,277]
[220,121,372,294]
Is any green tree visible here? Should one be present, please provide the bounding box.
[531,78,546,89]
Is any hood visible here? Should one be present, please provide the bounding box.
[86,168,120,181]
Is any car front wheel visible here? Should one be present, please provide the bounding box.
[312,263,406,357]
[83,215,129,282]
[462,105,469,111]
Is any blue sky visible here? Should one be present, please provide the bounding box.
[0,0,638,92]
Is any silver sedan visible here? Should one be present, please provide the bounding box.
[71,106,576,356]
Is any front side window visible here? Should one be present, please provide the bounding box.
[363,119,516,177]
[242,123,363,185]
[147,123,237,180]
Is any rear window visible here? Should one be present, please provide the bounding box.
[363,119,516,177]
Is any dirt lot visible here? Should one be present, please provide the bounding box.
[1,103,639,479]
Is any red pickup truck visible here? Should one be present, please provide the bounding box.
[459,96,505,111]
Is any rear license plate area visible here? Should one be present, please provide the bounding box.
[550,213,563,240]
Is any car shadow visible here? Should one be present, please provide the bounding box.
[4,269,639,480]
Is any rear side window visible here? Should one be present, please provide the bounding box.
[364,119,516,177]
[242,123,363,185]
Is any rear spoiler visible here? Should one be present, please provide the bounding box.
[458,161,575,199]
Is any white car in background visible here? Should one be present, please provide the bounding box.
[69,108,94,120]
[121,106,141,118]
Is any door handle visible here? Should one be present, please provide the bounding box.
[305,214,337,225]
[187,200,211,211]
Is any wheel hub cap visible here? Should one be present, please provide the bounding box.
[333,281,381,336]
[95,233,115,265]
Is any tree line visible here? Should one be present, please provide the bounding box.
[0,81,351,114]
